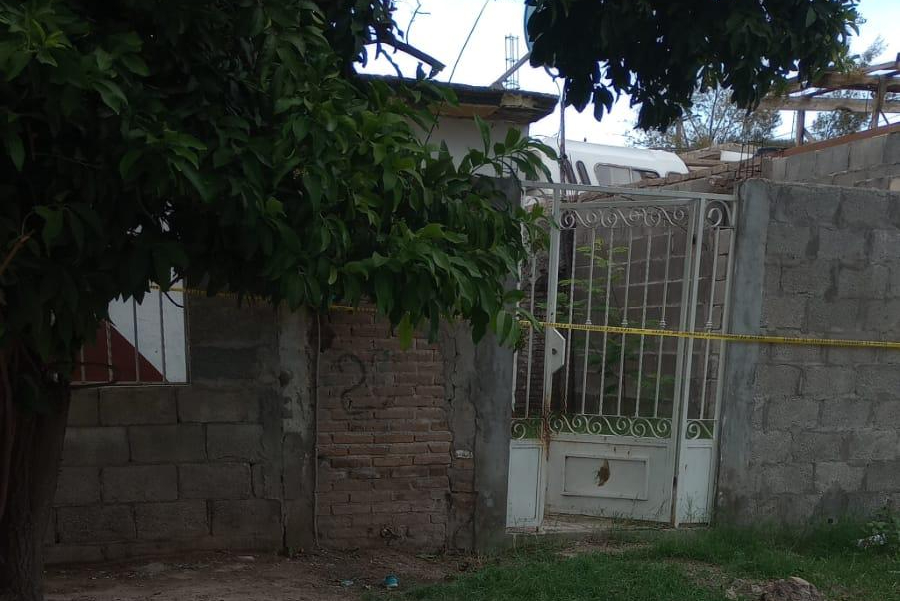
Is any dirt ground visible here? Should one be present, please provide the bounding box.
[45,547,469,601]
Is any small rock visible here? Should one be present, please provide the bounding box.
[137,563,169,576]
[759,577,823,601]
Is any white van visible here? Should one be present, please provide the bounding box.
[535,137,689,185]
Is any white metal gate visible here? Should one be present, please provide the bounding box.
[507,181,737,528]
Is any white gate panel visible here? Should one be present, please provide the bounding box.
[677,440,714,523]
[546,435,672,522]
[506,440,545,528]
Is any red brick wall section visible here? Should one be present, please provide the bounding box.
[316,310,455,549]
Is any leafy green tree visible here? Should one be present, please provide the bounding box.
[0,0,863,598]
[628,87,781,151]
[0,2,549,598]
[525,0,860,128]
[810,38,891,140]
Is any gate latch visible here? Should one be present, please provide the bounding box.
[547,327,566,374]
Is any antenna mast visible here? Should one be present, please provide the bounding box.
[503,35,520,90]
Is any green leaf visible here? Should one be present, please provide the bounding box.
[121,53,150,76]
[4,132,24,171]
[474,114,491,153]
[94,79,127,113]
[397,313,414,349]
[118,149,142,179]
[178,163,213,202]
[36,207,63,247]
[303,172,322,207]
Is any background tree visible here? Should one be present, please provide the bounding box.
[628,87,781,151]
[526,0,860,129]
[0,0,862,599]
[810,38,892,140]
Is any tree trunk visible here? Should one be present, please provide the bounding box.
[0,384,71,601]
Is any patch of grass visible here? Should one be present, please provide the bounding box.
[383,524,900,601]
[636,524,900,600]
[403,551,729,601]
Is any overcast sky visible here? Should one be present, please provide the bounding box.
[360,0,899,145]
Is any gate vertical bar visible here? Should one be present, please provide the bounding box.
[542,188,562,411]
[671,198,707,527]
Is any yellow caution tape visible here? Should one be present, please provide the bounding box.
[530,321,900,350]
[153,285,899,350]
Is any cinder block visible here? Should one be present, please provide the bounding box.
[771,183,841,225]
[802,367,856,399]
[177,385,260,423]
[865,461,900,492]
[61,427,129,466]
[779,263,833,296]
[207,424,265,462]
[806,298,861,334]
[188,295,276,347]
[791,431,846,462]
[837,265,889,299]
[754,364,802,397]
[57,505,135,543]
[882,132,900,165]
[814,145,850,178]
[129,424,205,463]
[838,188,890,229]
[819,399,871,430]
[761,463,813,494]
[871,230,900,264]
[190,347,260,381]
[134,500,210,540]
[765,224,812,262]
[99,387,177,425]
[815,462,865,492]
[54,467,101,506]
[848,430,899,461]
[102,465,177,503]
[751,431,792,464]
[211,499,281,540]
[848,134,886,171]
[863,300,900,335]
[872,401,900,428]
[817,228,867,261]
[68,389,99,426]
[857,367,900,399]
[783,152,817,183]
[763,157,787,181]
[178,463,251,499]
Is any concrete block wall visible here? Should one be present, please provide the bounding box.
[50,299,513,562]
[719,180,900,524]
[48,296,317,563]
[764,129,900,191]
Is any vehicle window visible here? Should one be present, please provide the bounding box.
[634,168,661,180]
[575,161,591,184]
[593,163,634,186]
